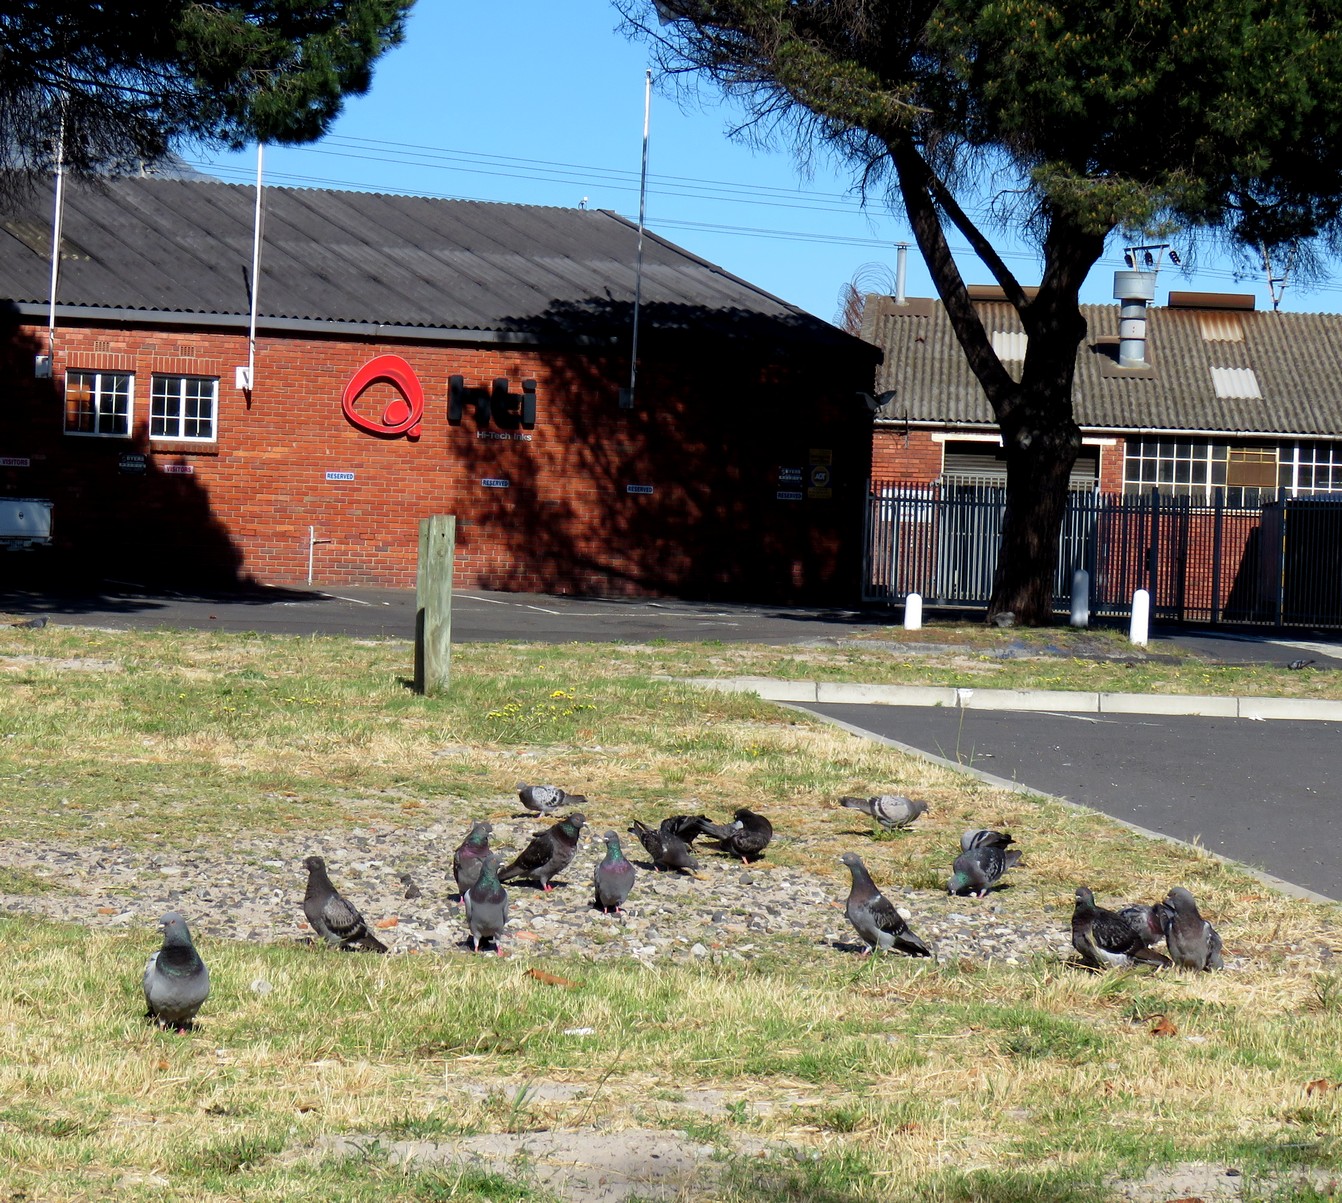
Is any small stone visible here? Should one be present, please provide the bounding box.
[691,943,708,958]
[250,978,273,995]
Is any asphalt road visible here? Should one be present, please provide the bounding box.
[800,701,1342,901]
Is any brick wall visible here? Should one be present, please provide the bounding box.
[0,318,876,604]
[871,427,942,481]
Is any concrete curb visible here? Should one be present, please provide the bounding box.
[681,677,1342,722]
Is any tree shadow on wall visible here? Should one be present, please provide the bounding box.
[0,311,246,590]
[464,297,878,605]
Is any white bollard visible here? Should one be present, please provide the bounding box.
[903,592,923,631]
[1129,588,1150,646]
[1069,569,1090,628]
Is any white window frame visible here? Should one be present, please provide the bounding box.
[150,374,219,443]
[64,369,134,438]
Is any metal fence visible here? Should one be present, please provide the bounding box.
[863,482,1342,627]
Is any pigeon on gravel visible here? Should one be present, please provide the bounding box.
[1161,887,1225,971]
[959,828,1015,852]
[453,820,494,898]
[1071,887,1171,970]
[516,783,585,815]
[301,855,388,952]
[1117,901,1174,949]
[464,854,509,953]
[593,831,637,913]
[946,842,1021,897]
[720,807,773,863]
[840,794,928,830]
[498,812,586,889]
[629,819,700,873]
[143,912,210,1030]
[839,853,932,957]
[658,814,720,846]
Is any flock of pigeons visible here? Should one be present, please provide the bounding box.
[140,784,1224,1032]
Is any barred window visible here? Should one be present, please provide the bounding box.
[151,374,218,442]
[64,369,132,437]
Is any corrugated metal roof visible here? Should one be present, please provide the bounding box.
[863,294,1342,436]
[0,174,865,350]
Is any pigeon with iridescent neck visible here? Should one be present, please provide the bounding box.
[143,912,210,1030]
[498,813,586,890]
[840,853,932,957]
[452,820,494,899]
[464,854,509,953]
[1161,887,1224,971]
[946,842,1021,897]
[593,831,637,913]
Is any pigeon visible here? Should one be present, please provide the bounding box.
[452,820,494,898]
[1161,887,1225,971]
[959,828,1014,852]
[629,819,700,873]
[1071,887,1171,970]
[516,783,586,815]
[1287,658,1316,671]
[839,853,932,957]
[1117,901,1174,949]
[840,794,928,830]
[720,807,773,863]
[464,853,509,953]
[10,616,47,629]
[593,831,637,913]
[301,855,388,952]
[497,812,586,889]
[658,814,720,845]
[142,912,210,1030]
[946,842,1021,897]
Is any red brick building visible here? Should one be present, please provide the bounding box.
[0,175,878,602]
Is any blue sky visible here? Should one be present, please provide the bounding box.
[190,2,1337,322]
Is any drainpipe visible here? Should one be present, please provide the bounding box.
[1113,270,1157,367]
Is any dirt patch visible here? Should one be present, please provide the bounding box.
[1106,1161,1341,1201]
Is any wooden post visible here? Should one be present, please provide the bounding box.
[414,515,455,695]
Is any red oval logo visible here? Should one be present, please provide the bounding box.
[341,354,424,438]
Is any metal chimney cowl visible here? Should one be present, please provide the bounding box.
[1113,269,1157,367]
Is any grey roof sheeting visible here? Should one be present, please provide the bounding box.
[0,174,865,350]
[863,293,1342,437]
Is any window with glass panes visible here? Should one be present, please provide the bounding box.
[1285,441,1342,494]
[64,369,132,437]
[150,374,217,441]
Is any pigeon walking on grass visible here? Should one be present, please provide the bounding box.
[516,783,583,816]
[946,842,1021,897]
[143,912,210,1030]
[839,853,932,957]
[593,831,637,913]
[464,854,509,953]
[960,828,1014,852]
[1161,887,1225,971]
[840,794,928,831]
[498,813,586,890]
[630,819,700,873]
[1071,887,1171,970]
[302,855,388,952]
[453,820,494,898]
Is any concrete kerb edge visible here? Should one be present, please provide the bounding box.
[784,703,1335,906]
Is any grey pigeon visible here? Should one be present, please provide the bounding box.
[1161,887,1224,971]
[839,853,932,957]
[960,828,1014,852]
[11,616,47,629]
[302,855,388,952]
[629,819,700,873]
[1288,658,1316,671]
[143,912,210,1030]
[721,807,773,863]
[1117,901,1174,949]
[516,783,586,815]
[464,853,509,953]
[498,812,586,889]
[453,820,494,898]
[658,814,719,845]
[593,831,637,913]
[840,793,928,830]
[946,842,1021,896]
[1072,887,1171,970]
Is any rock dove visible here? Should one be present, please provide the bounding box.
[1071,887,1171,970]
[593,831,637,913]
[143,912,210,1030]
[1288,658,1316,671]
[301,855,388,952]
[629,819,700,873]
[840,794,928,830]
[658,814,719,845]
[1161,887,1224,971]
[839,853,932,957]
[959,828,1014,852]
[464,853,509,953]
[516,783,585,815]
[453,820,494,898]
[1117,901,1174,949]
[10,616,47,629]
[721,807,773,863]
[497,812,586,889]
[946,842,1021,896]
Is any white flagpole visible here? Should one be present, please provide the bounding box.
[622,69,652,409]
[45,111,66,373]
[244,143,265,391]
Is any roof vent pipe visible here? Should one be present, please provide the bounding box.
[1113,269,1157,367]
[895,242,908,304]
